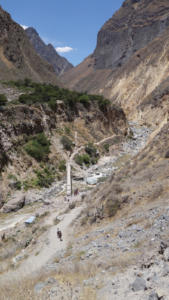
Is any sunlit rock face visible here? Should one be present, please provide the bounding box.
[25,27,73,76]
[94,0,169,69]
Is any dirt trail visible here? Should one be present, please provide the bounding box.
[0,206,83,283]
[70,134,116,162]
[0,214,30,232]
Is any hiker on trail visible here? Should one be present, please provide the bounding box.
[57,228,63,241]
[74,188,79,196]
[1,232,5,241]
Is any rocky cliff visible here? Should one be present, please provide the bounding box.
[94,0,169,70]
[61,0,169,123]
[0,83,127,201]
[25,27,73,76]
[0,6,61,85]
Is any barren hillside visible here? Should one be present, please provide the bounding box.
[0,6,61,85]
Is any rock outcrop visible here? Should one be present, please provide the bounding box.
[93,0,169,70]
[25,27,73,76]
[1,193,25,213]
[61,0,169,123]
[0,6,61,85]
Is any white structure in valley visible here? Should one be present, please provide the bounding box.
[66,160,72,199]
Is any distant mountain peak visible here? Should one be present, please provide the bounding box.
[0,6,61,84]
[25,27,73,76]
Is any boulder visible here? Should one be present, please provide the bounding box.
[1,193,25,213]
[25,192,43,205]
[131,276,147,292]
[163,247,169,261]
[162,263,169,276]
[148,292,159,300]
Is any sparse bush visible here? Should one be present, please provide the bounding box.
[85,143,97,157]
[103,143,109,152]
[23,166,55,190]
[64,126,71,135]
[0,94,7,106]
[79,94,90,107]
[165,150,169,158]
[58,160,66,172]
[75,154,90,166]
[60,135,73,151]
[105,198,120,217]
[112,184,123,194]
[15,181,22,190]
[8,174,22,190]
[34,166,55,188]
[24,133,50,161]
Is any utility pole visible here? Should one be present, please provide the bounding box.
[75,131,78,148]
[66,131,77,201]
[66,159,72,201]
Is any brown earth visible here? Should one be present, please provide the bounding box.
[61,0,169,125]
[0,6,61,85]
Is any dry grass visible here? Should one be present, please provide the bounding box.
[1,278,39,300]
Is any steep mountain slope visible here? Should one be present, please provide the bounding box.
[0,80,128,203]
[0,6,61,85]
[25,27,73,76]
[62,0,169,123]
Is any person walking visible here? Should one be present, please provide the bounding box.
[57,228,63,241]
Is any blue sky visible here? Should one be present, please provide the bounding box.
[0,0,124,66]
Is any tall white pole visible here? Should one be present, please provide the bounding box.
[66,160,72,200]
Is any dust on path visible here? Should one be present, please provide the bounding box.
[0,206,83,283]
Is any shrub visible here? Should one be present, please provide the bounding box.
[85,143,98,157]
[103,143,109,153]
[48,98,57,111]
[23,166,55,190]
[0,94,7,106]
[64,126,71,135]
[98,98,110,112]
[165,150,169,158]
[85,143,99,165]
[7,80,111,112]
[14,181,22,190]
[24,133,50,161]
[58,160,66,172]
[105,198,120,217]
[61,135,73,151]
[75,154,90,166]
[34,167,55,188]
[79,95,90,107]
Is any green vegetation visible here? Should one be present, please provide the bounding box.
[3,78,34,92]
[78,94,90,107]
[0,94,7,106]
[75,143,99,166]
[23,166,55,190]
[75,154,90,166]
[34,167,55,188]
[24,133,50,162]
[103,143,110,153]
[64,126,71,135]
[8,174,22,190]
[60,135,74,151]
[85,143,98,158]
[58,160,66,172]
[5,79,110,112]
